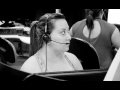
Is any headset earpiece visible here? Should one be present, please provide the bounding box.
[42,33,51,43]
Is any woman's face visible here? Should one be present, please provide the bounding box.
[49,19,71,52]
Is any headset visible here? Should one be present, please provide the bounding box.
[39,13,69,72]
[42,14,51,44]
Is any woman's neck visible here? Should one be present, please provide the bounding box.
[38,45,64,63]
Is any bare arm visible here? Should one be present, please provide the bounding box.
[72,55,83,70]
[111,27,120,49]
[20,56,42,73]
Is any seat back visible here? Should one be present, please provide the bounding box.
[0,62,30,81]
[42,69,107,81]
[0,37,16,63]
[4,38,18,58]
[68,37,100,70]
[0,47,6,64]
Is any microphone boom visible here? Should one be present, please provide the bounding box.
[51,40,68,44]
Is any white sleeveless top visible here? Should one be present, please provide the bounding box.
[34,52,76,73]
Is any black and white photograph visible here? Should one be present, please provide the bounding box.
[0,9,120,81]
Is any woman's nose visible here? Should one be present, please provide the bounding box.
[67,32,71,41]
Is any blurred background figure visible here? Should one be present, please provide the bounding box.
[70,9,120,69]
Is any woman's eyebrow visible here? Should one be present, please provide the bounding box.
[58,28,66,31]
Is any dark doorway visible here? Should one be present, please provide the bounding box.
[103,9,109,21]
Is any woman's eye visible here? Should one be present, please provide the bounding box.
[61,31,66,35]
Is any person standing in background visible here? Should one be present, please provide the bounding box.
[70,9,120,69]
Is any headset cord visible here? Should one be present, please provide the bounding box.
[45,42,47,73]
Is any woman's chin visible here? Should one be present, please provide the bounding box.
[64,47,69,52]
[57,46,69,53]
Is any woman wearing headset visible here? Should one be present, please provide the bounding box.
[70,9,120,69]
[20,13,83,73]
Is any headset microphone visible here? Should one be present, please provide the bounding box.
[51,40,69,44]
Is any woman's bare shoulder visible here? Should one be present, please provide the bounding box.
[64,52,83,70]
[64,52,77,59]
[64,52,80,64]
[20,55,40,73]
[22,55,36,66]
